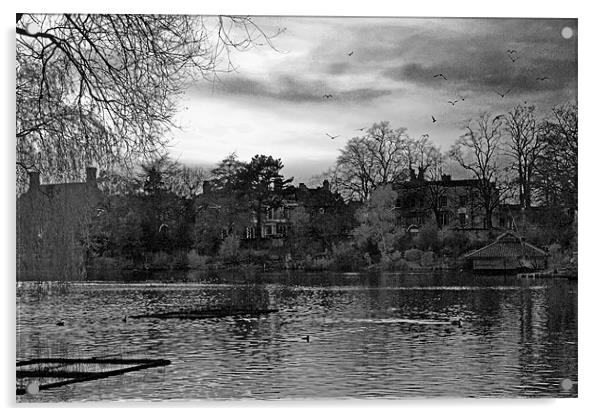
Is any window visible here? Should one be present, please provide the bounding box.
[245,226,256,239]
[440,196,448,207]
[458,213,467,227]
[459,195,467,206]
[437,212,450,227]
[266,208,275,220]
[276,224,287,235]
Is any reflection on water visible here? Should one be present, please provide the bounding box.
[16,272,578,401]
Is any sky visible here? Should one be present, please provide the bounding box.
[170,17,577,183]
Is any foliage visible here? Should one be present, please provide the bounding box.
[219,234,241,261]
[404,248,423,263]
[416,220,442,251]
[329,242,365,271]
[286,206,311,255]
[442,230,471,257]
[352,185,400,259]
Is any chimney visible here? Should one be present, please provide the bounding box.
[441,174,451,182]
[299,183,307,190]
[28,171,40,190]
[86,167,97,184]
[202,180,211,194]
[323,179,330,192]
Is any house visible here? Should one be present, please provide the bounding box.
[17,168,104,280]
[463,231,548,272]
[195,179,351,250]
[253,180,350,247]
[393,172,499,232]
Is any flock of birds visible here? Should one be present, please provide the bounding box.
[323,47,551,139]
[427,49,550,124]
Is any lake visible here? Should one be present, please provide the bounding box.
[16,271,578,401]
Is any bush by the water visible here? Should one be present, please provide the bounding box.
[330,242,365,271]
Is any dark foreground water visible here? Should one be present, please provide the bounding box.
[16,272,577,401]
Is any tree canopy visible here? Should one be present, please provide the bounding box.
[16,14,278,188]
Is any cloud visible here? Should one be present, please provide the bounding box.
[194,73,392,103]
[385,56,576,96]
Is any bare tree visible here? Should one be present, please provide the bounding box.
[169,164,208,199]
[449,113,507,229]
[502,104,544,208]
[533,103,578,210]
[402,134,441,180]
[16,14,279,189]
[334,121,409,201]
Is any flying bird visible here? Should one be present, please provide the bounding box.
[536,76,550,81]
[322,94,334,99]
[460,96,467,101]
[494,88,512,98]
[348,51,354,56]
[355,127,367,131]
[448,99,459,106]
[433,73,448,80]
[326,133,340,140]
[507,50,520,63]
[431,116,437,123]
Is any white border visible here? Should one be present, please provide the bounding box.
[3,1,598,415]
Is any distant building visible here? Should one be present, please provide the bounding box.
[393,173,500,232]
[196,179,351,249]
[251,180,350,246]
[17,168,103,280]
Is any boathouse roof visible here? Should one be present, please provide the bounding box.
[464,231,548,259]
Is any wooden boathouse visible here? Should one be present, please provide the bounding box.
[463,231,548,272]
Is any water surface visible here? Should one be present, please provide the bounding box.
[16,272,578,401]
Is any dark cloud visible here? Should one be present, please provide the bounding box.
[338,88,392,102]
[325,61,351,75]
[200,73,391,103]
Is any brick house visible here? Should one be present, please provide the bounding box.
[392,173,500,233]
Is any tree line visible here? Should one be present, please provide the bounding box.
[87,153,356,264]
[324,103,577,230]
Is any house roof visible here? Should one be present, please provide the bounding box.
[464,231,548,259]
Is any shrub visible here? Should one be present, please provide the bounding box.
[150,251,171,269]
[416,221,442,251]
[330,242,364,271]
[420,251,435,267]
[169,250,188,269]
[442,230,470,257]
[219,235,241,262]
[186,250,209,269]
[404,248,423,262]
